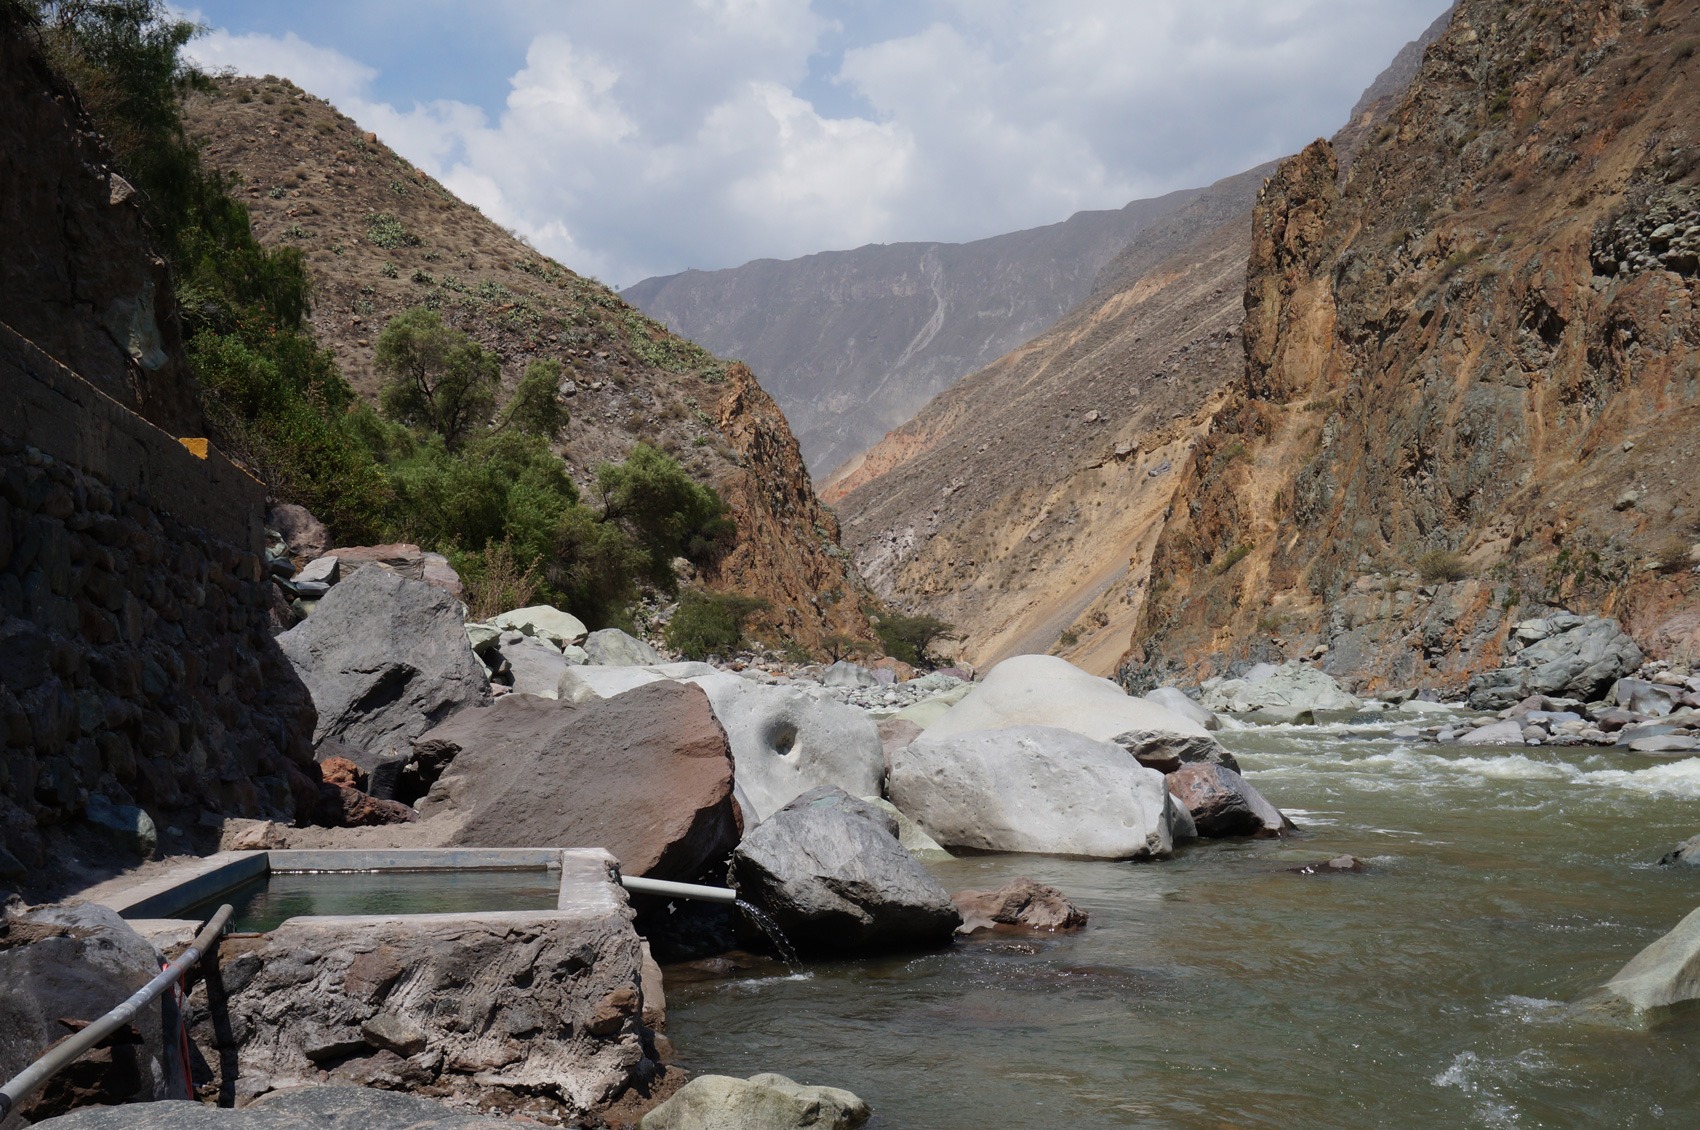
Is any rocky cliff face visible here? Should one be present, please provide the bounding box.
[0,29,201,436]
[183,77,873,650]
[828,171,1266,674]
[624,189,1208,477]
[1130,0,1700,692]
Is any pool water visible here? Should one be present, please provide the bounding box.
[183,868,561,932]
[664,723,1700,1128]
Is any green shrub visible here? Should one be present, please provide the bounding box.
[375,308,499,451]
[1212,543,1254,576]
[665,590,770,660]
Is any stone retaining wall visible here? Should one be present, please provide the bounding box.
[1,330,317,889]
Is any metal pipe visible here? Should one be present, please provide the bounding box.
[0,904,233,1121]
[619,875,738,904]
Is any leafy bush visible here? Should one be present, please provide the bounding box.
[665,590,770,660]
[875,611,957,667]
[365,212,418,249]
[375,308,500,451]
[457,538,542,622]
[1415,550,1470,583]
[1212,543,1254,576]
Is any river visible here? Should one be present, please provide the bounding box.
[663,722,1700,1127]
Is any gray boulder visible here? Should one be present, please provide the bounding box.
[583,628,664,666]
[1201,662,1360,721]
[889,725,1174,859]
[279,567,489,754]
[1571,904,1700,1026]
[1457,719,1527,745]
[1468,615,1643,708]
[1658,834,1700,867]
[688,672,885,823]
[1614,677,1682,717]
[0,904,183,1120]
[1111,728,1239,774]
[641,1072,870,1130]
[1143,686,1222,731]
[491,604,588,647]
[495,631,575,698]
[729,786,961,953]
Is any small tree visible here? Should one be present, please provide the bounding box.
[496,357,568,440]
[823,633,870,663]
[375,307,499,451]
[596,443,732,584]
[875,611,958,667]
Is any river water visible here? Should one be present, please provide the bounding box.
[663,723,1700,1127]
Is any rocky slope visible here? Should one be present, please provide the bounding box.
[623,188,1209,477]
[828,16,1457,676]
[183,77,872,650]
[828,176,1263,675]
[1130,0,1700,692]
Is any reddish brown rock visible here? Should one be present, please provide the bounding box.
[319,755,364,790]
[418,681,739,880]
[1167,763,1291,838]
[952,877,1087,935]
[317,784,415,827]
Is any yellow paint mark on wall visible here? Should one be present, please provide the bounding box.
[178,437,209,459]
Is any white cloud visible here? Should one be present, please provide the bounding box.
[184,0,1452,285]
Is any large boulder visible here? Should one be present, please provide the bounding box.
[416,682,739,880]
[493,631,579,698]
[641,1072,871,1130]
[35,1086,514,1128]
[279,567,489,755]
[1571,904,1700,1026]
[924,655,1217,757]
[267,502,329,560]
[1468,614,1643,709]
[491,604,589,648]
[1613,677,1682,718]
[557,662,717,706]
[688,673,885,823]
[583,628,664,666]
[1143,686,1222,731]
[728,787,960,953]
[1166,763,1291,838]
[1200,662,1360,722]
[889,725,1175,859]
[952,877,1087,935]
[0,904,184,1121]
[326,542,463,598]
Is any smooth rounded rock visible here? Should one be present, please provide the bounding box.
[1571,904,1700,1026]
[1143,686,1222,730]
[890,725,1174,859]
[1457,719,1525,745]
[1166,762,1291,838]
[1200,662,1360,720]
[924,655,1215,758]
[641,1072,871,1130]
[583,628,664,667]
[952,877,1087,935]
[491,604,589,647]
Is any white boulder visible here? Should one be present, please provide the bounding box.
[924,655,1213,751]
[1143,686,1221,731]
[889,725,1175,860]
[686,672,885,823]
[1200,661,1360,721]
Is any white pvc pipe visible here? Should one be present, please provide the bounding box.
[619,875,738,904]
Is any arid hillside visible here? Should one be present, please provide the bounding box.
[1132,0,1700,692]
[827,173,1266,674]
[624,188,1209,477]
[184,76,875,650]
[826,9,1449,676]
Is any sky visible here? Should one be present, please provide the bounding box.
[180,1,1452,289]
